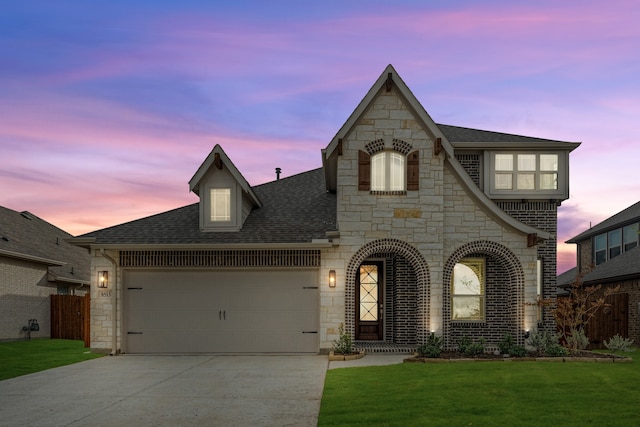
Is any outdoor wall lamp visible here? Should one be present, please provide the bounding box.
[329,270,336,288]
[98,271,109,288]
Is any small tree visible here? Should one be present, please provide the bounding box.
[535,271,619,352]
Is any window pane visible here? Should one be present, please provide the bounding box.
[210,189,230,221]
[452,297,484,320]
[518,154,536,171]
[495,173,512,190]
[517,173,535,190]
[609,229,621,259]
[389,152,405,191]
[371,153,386,191]
[624,223,639,251]
[495,154,513,171]
[540,173,558,190]
[594,234,607,265]
[452,258,485,321]
[540,154,558,171]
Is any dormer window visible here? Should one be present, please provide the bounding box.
[485,151,568,200]
[210,189,231,222]
[371,151,405,191]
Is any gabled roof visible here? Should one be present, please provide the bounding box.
[557,246,640,287]
[567,201,640,243]
[189,144,262,208]
[323,64,550,241]
[0,206,90,285]
[75,168,336,247]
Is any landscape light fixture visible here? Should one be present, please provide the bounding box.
[98,271,109,288]
[329,270,336,288]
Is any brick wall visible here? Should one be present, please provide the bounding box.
[497,201,558,334]
[0,256,55,340]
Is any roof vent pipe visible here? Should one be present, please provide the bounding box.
[275,167,281,180]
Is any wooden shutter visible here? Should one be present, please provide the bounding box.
[358,150,371,191]
[407,150,419,190]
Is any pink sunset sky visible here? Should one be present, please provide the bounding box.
[1,1,639,274]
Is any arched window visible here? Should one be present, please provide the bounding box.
[451,258,485,321]
[371,151,405,191]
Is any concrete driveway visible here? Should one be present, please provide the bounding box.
[0,355,328,426]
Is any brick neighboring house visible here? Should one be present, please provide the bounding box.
[0,206,90,340]
[73,65,580,354]
[560,201,640,346]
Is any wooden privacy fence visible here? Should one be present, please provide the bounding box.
[50,294,90,347]
[587,292,629,349]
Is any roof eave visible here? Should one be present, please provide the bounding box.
[0,249,66,266]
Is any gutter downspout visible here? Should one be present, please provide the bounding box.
[100,249,118,356]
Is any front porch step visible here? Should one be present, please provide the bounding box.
[353,341,416,354]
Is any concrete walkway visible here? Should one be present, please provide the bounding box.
[0,353,409,426]
[0,355,329,427]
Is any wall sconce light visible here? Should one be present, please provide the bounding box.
[329,270,336,288]
[98,271,109,288]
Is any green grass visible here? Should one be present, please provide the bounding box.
[0,339,104,380]
[319,348,640,426]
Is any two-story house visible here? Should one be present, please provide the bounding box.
[1,206,90,340]
[73,65,580,354]
[560,201,640,346]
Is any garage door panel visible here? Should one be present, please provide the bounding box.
[124,270,318,353]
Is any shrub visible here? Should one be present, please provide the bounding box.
[604,334,634,353]
[332,323,353,355]
[546,344,569,357]
[497,334,514,355]
[417,332,444,358]
[458,335,485,356]
[527,330,558,356]
[566,328,589,351]
[509,345,528,358]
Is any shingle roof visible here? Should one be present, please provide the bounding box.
[567,201,640,243]
[0,206,90,284]
[437,123,574,144]
[557,246,640,287]
[78,168,336,245]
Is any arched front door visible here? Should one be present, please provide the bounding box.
[355,261,383,340]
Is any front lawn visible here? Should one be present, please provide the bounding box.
[0,339,104,380]
[319,349,640,426]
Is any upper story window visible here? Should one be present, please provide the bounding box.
[494,153,557,191]
[210,188,231,222]
[358,146,419,192]
[451,258,485,321]
[594,222,639,265]
[485,151,568,200]
[371,151,405,191]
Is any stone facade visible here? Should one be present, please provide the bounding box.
[317,86,541,352]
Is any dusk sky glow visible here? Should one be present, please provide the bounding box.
[2,1,640,274]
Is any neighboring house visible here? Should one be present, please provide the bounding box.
[0,206,90,340]
[560,201,640,346]
[72,65,580,354]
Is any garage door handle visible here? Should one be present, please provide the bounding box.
[128,332,143,335]
[219,310,226,320]
[302,331,317,334]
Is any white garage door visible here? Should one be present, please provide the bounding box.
[124,269,319,354]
